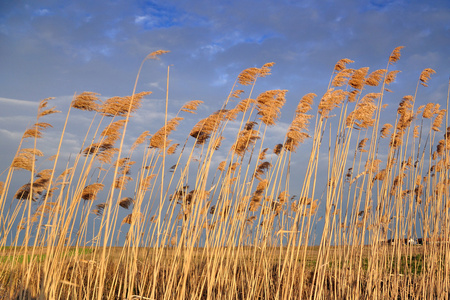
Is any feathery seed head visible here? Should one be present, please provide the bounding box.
[332,68,355,87]
[93,203,106,216]
[232,128,260,156]
[389,46,404,65]
[167,143,179,155]
[217,161,227,171]
[71,92,101,111]
[144,50,170,61]
[181,100,204,114]
[190,110,227,145]
[81,183,104,201]
[131,131,151,150]
[334,58,354,71]
[256,89,287,126]
[273,144,283,155]
[348,67,369,90]
[150,117,183,149]
[423,103,438,119]
[346,93,379,129]
[358,138,369,152]
[380,123,393,139]
[432,109,446,132]
[385,70,401,85]
[318,89,348,117]
[413,125,420,138]
[231,89,245,99]
[140,175,156,190]
[119,197,133,209]
[237,62,275,86]
[258,148,269,160]
[420,68,436,87]
[365,69,386,86]
[254,161,272,180]
[114,176,133,190]
[101,91,151,117]
[37,97,60,119]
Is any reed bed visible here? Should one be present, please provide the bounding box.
[0,47,449,299]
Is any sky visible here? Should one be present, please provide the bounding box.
[0,0,449,244]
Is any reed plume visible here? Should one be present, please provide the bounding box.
[231,89,245,99]
[139,174,156,190]
[284,93,316,151]
[180,100,204,114]
[11,149,41,171]
[93,203,106,216]
[217,161,226,171]
[37,97,60,118]
[346,93,379,129]
[258,148,269,160]
[357,138,369,152]
[385,70,401,87]
[101,91,151,117]
[273,144,282,155]
[380,123,393,138]
[190,110,227,145]
[167,143,179,155]
[348,67,369,90]
[318,89,348,117]
[131,131,151,150]
[420,68,436,87]
[119,197,133,209]
[232,127,260,156]
[396,95,414,131]
[149,117,183,149]
[22,122,53,139]
[332,68,355,87]
[365,69,386,86]
[144,50,170,60]
[373,169,386,181]
[71,92,101,111]
[81,183,104,201]
[254,161,272,180]
[237,62,275,86]
[432,109,446,131]
[14,170,52,201]
[235,98,256,113]
[334,58,354,71]
[256,89,287,126]
[389,46,404,65]
[423,103,439,118]
[114,176,133,190]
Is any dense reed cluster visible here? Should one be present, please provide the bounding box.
[0,47,449,299]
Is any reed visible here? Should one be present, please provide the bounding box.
[0,47,449,299]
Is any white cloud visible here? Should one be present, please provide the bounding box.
[0,128,23,141]
[34,8,51,16]
[134,15,150,24]
[0,97,37,107]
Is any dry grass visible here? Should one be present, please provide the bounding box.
[0,47,449,299]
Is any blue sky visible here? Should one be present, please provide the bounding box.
[0,0,449,244]
[1,0,448,102]
[2,0,449,158]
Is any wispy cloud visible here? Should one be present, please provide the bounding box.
[0,97,37,107]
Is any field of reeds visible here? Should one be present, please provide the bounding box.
[1,47,449,299]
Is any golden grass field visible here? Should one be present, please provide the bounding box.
[1,47,450,299]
